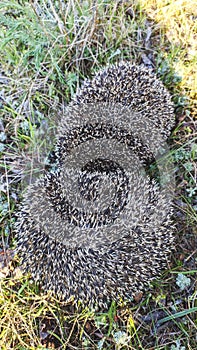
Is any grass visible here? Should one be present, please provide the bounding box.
[0,0,196,349]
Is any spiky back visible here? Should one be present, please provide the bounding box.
[16,62,175,308]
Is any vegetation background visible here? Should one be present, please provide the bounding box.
[0,0,196,349]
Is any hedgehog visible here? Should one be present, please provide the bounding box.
[15,62,175,308]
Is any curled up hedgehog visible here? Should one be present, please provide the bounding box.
[15,62,175,308]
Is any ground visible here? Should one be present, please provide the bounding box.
[0,1,196,349]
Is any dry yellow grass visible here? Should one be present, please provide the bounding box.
[140,0,197,107]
